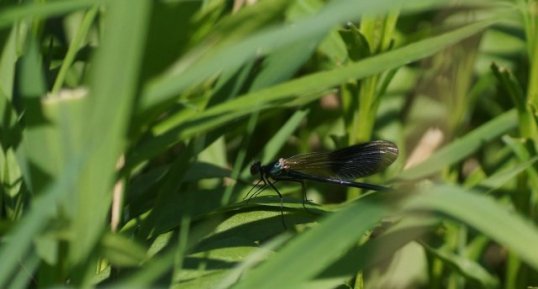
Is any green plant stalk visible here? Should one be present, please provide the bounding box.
[356,75,379,142]
[524,0,538,145]
[489,64,536,262]
[346,13,398,203]
[172,212,191,283]
[503,136,538,197]
[502,135,538,289]
[522,7,538,267]
[348,74,378,201]
[504,5,538,287]
[343,82,359,142]
[52,7,98,93]
[430,255,444,289]
[492,63,537,143]
[505,252,527,289]
[353,12,398,143]
[352,272,364,289]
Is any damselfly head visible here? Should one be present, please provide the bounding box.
[250,161,261,175]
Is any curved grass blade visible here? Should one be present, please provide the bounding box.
[141,0,497,110]
[0,0,100,29]
[0,155,86,288]
[421,242,499,288]
[229,194,389,289]
[403,184,538,271]
[398,109,517,180]
[129,19,498,167]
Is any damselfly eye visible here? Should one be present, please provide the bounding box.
[250,161,261,175]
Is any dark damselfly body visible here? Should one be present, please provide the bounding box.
[246,140,399,228]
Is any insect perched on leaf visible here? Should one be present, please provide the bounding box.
[246,140,399,228]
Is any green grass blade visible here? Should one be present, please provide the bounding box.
[130,19,498,167]
[214,234,292,289]
[403,185,538,270]
[69,0,150,267]
[0,27,18,101]
[9,252,40,289]
[51,7,99,94]
[478,156,538,192]
[315,216,434,287]
[108,251,176,288]
[422,243,499,288]
[261,109,309,164]
[230,195,389,289]
[0,156,86,288]
[0,0,100,29]
[399,109,517,180]
[140,0,488,111]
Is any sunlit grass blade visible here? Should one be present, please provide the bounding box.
[421,243,499,288]
[130,19,498,167]
[0,0,534,287]
[69,0,150,268]
[477,156,538,192]
[141,0,498,111]
[403,184,538,270]
[399,109,517,180]
[214,234,292,289]
[229,194,389,289]
[315,215,435,287]
[0,0,100,29]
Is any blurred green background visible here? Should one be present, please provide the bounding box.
[1,0,538,288]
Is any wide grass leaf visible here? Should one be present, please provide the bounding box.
[69,0,150,267]
[229,194,389,289]
[403,184,538,271]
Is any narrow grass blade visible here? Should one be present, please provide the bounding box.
[477,156,538,192]
[141,0,491,110]
[0,0,100,29]
[399,109,517,180]
[260,110,309,164]
[0,156,86,288]
[130,19,498,167]
[422,243,498,288]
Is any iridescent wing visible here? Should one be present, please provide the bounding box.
[282,140,398,180]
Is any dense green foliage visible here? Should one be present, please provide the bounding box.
[1,0,538,288]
